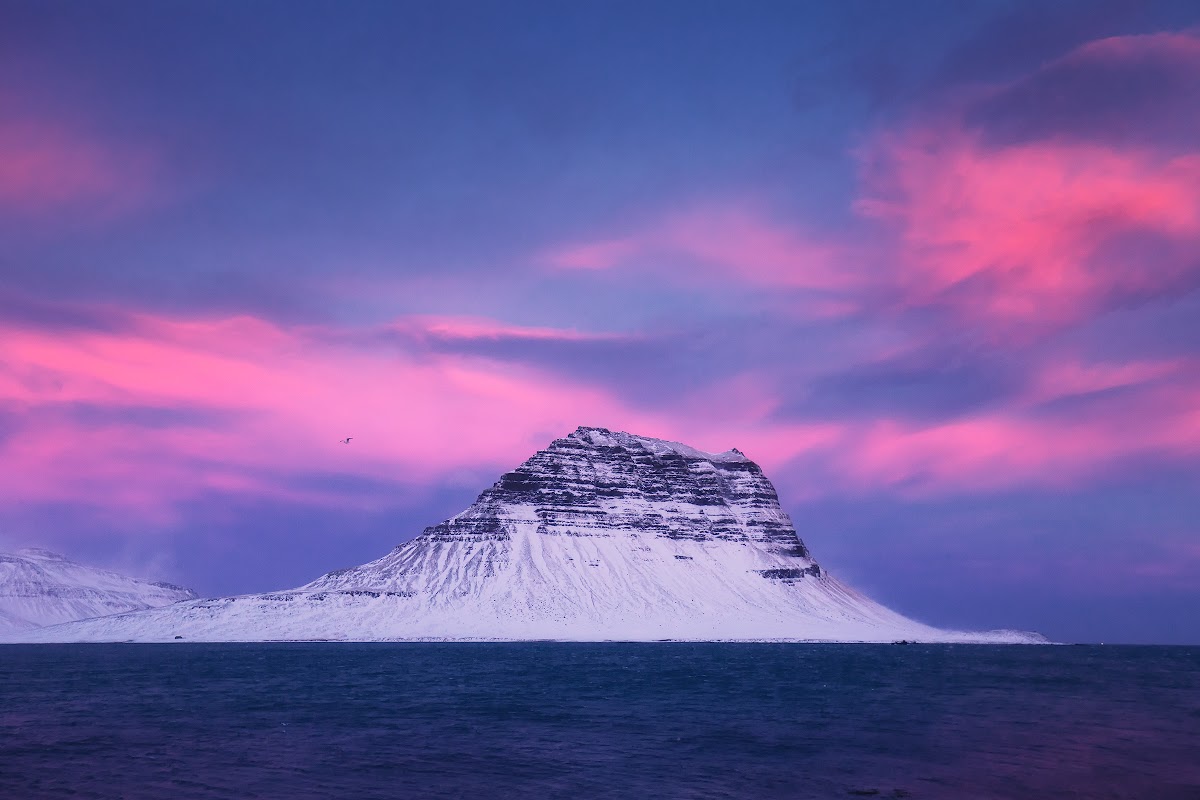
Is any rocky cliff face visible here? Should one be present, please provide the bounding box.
[0,548,196,634]
[9,427,1044,643]
[308,427,822,594]
[425,427,807,552]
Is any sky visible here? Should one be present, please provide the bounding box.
[1,0,1198,644]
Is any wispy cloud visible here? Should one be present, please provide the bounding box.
[543,205,856,293]
[388,315,633,344]
[858,132,1200,329]
[0,309,844,518]
[831,394,1200,495]
[856,29,1200,333]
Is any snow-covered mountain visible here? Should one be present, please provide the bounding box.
[11,427,1043,643]
[0,548,196,635]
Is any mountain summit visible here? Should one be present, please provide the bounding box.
[305,425,828,608]
[10,427,1043,642]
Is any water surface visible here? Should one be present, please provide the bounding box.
[2,643,1197,799]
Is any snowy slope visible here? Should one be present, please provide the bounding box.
[12,427,1044,643]
[0,548,196,635]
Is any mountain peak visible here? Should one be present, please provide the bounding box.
[9,429,1046,644]
[16,547,67,561]
[565,425,748,463]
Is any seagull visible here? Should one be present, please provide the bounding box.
[339,437,353,444]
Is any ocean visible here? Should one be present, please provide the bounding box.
[1,643,1197,799]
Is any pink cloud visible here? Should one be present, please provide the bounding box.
[390,315,631,343]
[1072,28,1200,64]
[1022,358,1187,405]
[828,375,1200,495]
[544,205,857,292]
[2,300,1197,519]
[0,119,157,218]
[853,29,1200,332]
[858,131,1200,326]
[536,33,1200,337]
[549,237,642,271]
[0,309,837,519]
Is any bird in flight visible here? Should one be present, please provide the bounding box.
[339,437,353,444]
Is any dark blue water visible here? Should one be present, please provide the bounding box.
[1,644,1197,799]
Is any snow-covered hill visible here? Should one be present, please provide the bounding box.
[10,427,1044,643]
[0,548,196,635]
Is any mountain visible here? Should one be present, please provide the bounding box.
[9,427,1043,643]
[0,548,196,635]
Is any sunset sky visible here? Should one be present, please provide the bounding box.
[2,0,1198,643]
